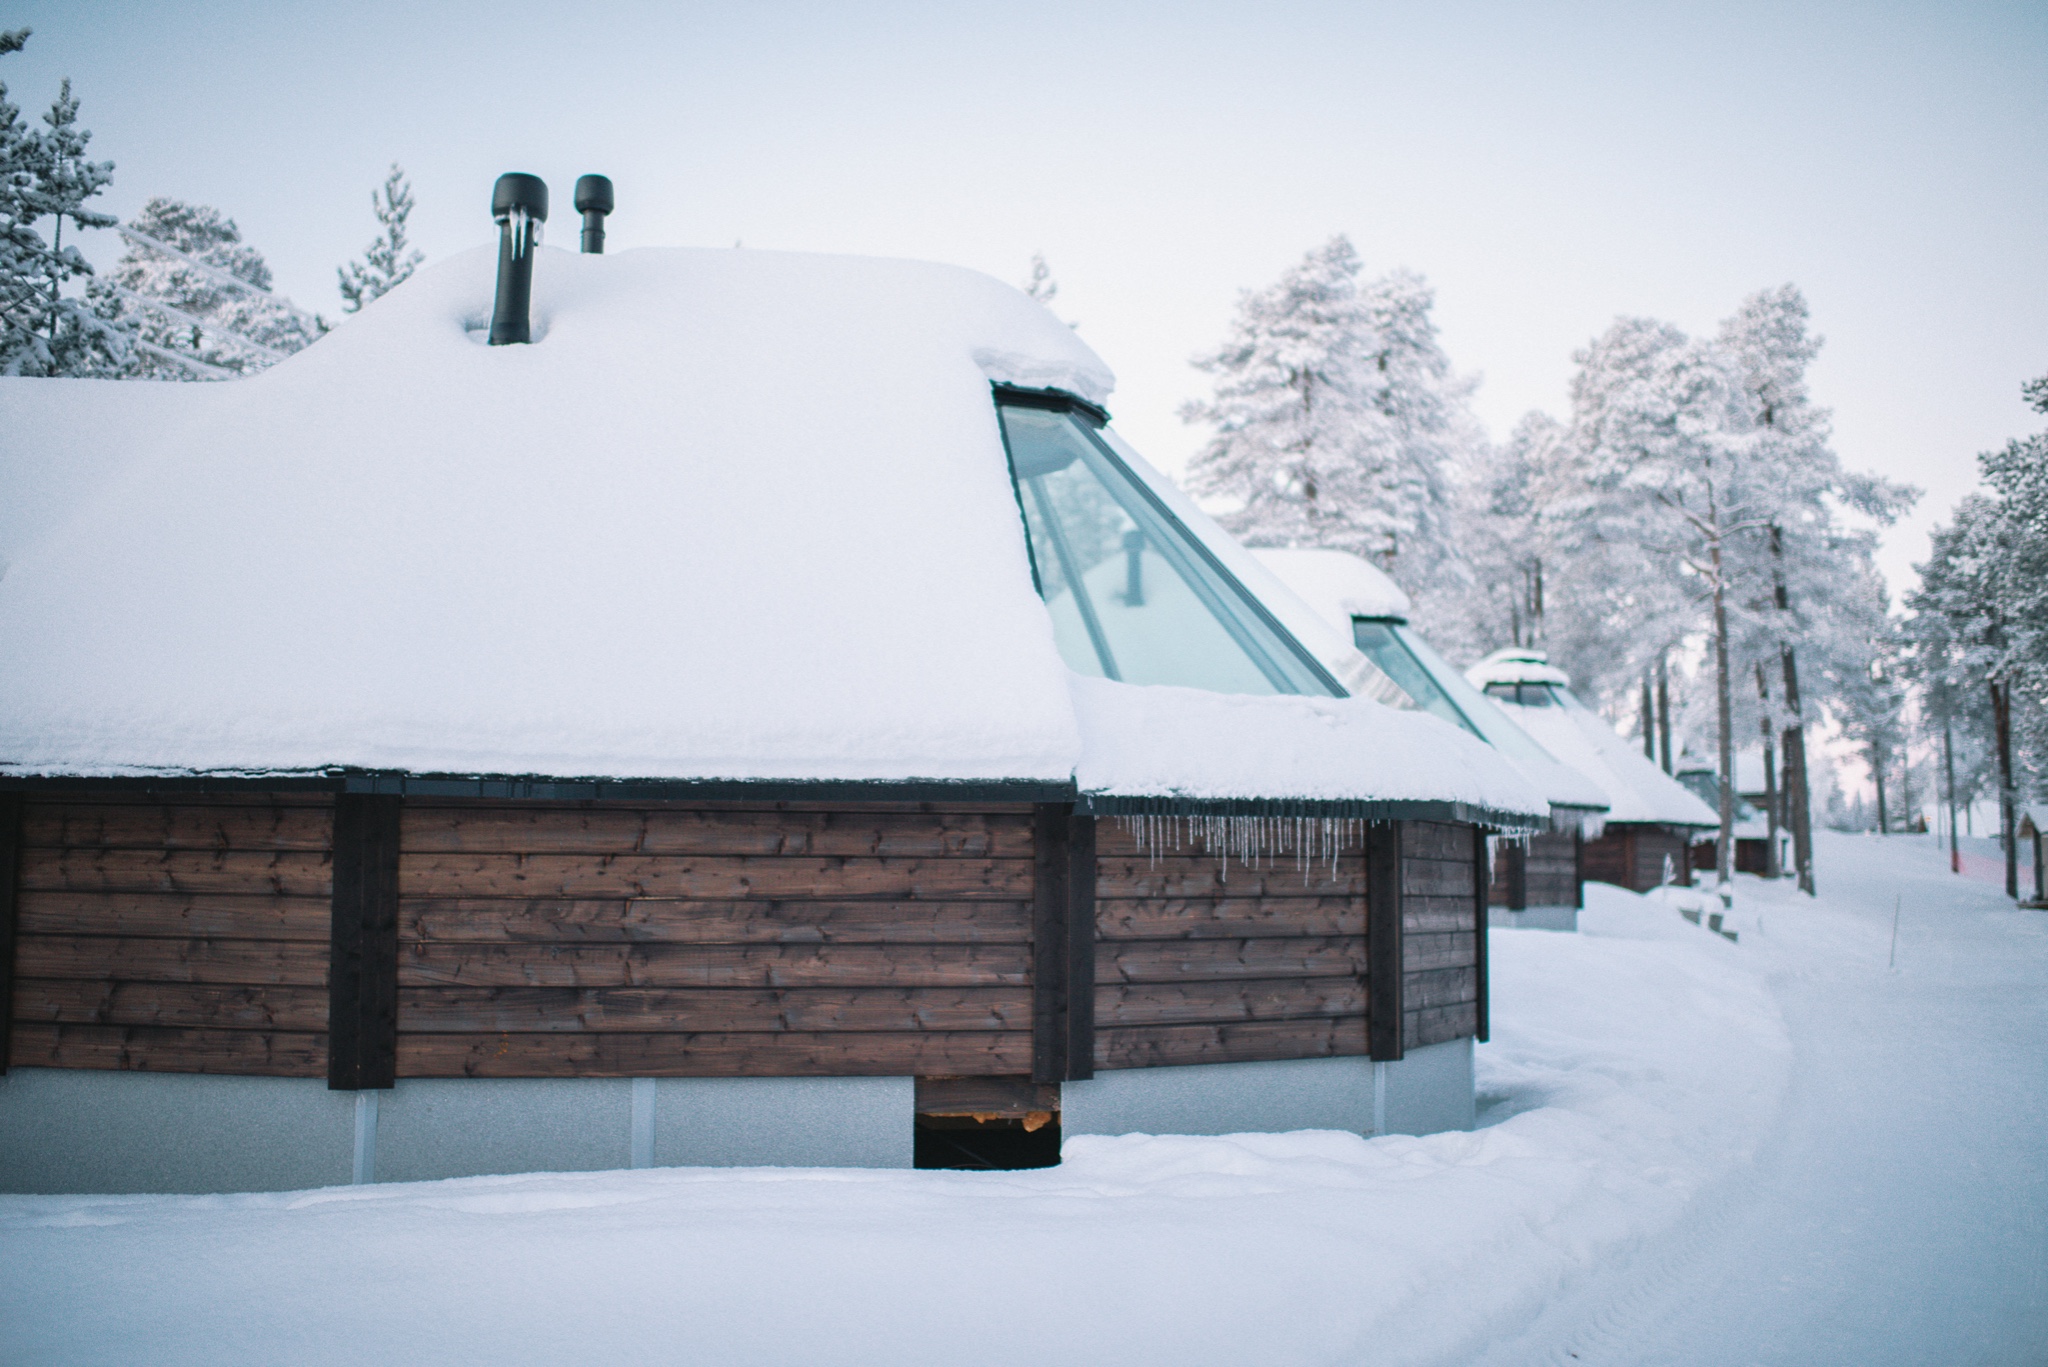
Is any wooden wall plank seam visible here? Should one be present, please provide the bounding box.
[1030,803,1070,1084]
[0,794,20,1074]
[1366,821,1403,1062]
[1473,824,1490,1044]
[329,794,400,1090]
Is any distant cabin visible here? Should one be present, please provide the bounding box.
[1468,650,1717,894]
[0,243,1548,1193]
[1676,756,1790,876]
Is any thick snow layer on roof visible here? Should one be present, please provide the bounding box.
[0,245,1105,782]
[1068,675,1546,821]
[0,242,1540,811]
[1469,648,1571,687]
[1480,687,1719,829]
[1252,547,1413,623]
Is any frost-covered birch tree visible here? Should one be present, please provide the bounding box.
[93,198,320,379]
[0,28,130,377]
[337,164,425,313]
[1183,236,1469,595]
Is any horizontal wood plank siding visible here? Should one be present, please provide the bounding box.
[397,1029,1032,1078]
[395,803,1036,1077]
[1401,822,1483,1051]
[1491,830,1580,908]
[1091,819,1371,1070]
[8,797,331,1075]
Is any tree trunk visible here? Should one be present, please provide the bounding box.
[1993,679,2017,900]
[1711,546,1735,896]
[1757,661,1781,877]
[1872,747,1890,835]
[1782,644,1816,895]
[1943,708,1960,875]
[1657,654,1674,775]
[1641,672,1656,761]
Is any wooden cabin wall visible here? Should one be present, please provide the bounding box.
[1089,820,1368,1069]
[5,797,1492,1081]
[1486,830,1580,910]
[8,796,334,1076]
[1087,818,1486,1069]
[1581,825,1694,892]
[1399,822,1481,1050]
[391,803,1037,1078]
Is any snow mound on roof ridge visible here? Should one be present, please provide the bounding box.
[1252,547,1413,625]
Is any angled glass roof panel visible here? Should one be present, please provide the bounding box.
[996,399,1344,697]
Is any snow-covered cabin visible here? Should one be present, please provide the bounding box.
[1675,754,1789,876]
[1467,649,1717,893]
[0,240,1548,1193]
[1256,550,1609,930]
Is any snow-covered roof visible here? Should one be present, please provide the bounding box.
[1468,660,1718,830]
[0,243,1546,821]
[2020,806,2048,837]
[1468,648,1571,688]
[1252,549,1606,828]
[1250,548,1413,623]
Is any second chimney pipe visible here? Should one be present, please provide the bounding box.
[575,175,614,254]
[488,173,548,345]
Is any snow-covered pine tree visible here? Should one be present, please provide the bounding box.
[0,29,130,377]
[95,197,320,379]
[1715,285,1913,889]
[1183,236,1469,595]
[337,164,425,313]
[1563,315,1758,893]
[1905,374,2048,895]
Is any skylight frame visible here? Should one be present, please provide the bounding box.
[992,386,1346,698]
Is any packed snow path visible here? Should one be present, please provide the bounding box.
[1,833,2041,1365]
[1481,831,2048,1366]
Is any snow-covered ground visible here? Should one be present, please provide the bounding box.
[2,832,2042,1366]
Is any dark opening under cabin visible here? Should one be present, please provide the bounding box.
[0,225,1547,1193]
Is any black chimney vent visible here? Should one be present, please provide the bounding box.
[488,173,549,345]
[575,175,614,254]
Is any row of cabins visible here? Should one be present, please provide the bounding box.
[0,242,1559,1193]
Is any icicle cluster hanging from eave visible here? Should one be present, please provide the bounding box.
[1115,812,1370,883]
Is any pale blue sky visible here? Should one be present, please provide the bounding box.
[10,0,2044,595]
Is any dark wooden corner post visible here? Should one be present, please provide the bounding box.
[1365,820,1403,1062]
[1031,804,1096,1085]
[0,795,20,1075]
[1473,826,1491,1044]
[330,794,401,1090]
[1573,827,1586,909]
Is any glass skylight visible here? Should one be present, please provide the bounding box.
[996,399,1339,697]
